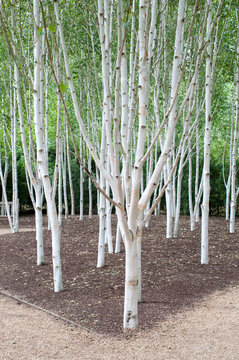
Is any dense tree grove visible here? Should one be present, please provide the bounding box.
[0,0,238,328]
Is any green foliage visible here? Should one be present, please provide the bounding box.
[59,83,67,93]
[38,26,45,36]
[0,0,239,219]
[48,24,56,33]
[16,151,32,211]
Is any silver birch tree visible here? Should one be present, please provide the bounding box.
[53,0,214,329]
[33,0,63,291]
[229,23,239,233]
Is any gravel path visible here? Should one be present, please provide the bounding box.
[1,286,239,360]
[0,228,37,236]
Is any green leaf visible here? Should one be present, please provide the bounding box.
[48,24,56,33]
[38,26,45,36]
[59,83,67,92]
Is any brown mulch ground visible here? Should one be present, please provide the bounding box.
[0,214,238,337]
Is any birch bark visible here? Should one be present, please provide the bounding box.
[1,114,9,216]
[229,30,239,233]
[0,153,13,231]
[16,63,44,265]
[66,127,75,216]
[201,0,212,264]
[62,121,69,219]
[33,0,63,291]
[11,66,19,233]
[79,133,84,221]
[54,0,201,330]
[225,112,233,222]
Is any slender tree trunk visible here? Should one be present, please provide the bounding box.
[97,121,107,267]
[201,0,212,264]
[165,159,174,239]
[88,151,92,218]
[188,146,195,231]
[161,0,185,239]
[174,169,183,238]
[225,88,234,221]
[229,34,239,233]
[66,127,75,216]
[35,183,44,265]
[0,154,13,231]
[12,66,19,233]
[97,177,106,267]
[122,227,138,329]
[16,53,44,265]
[115,222,121,253]
[79,133,84,221]
[58,132,63,226]
[62,121,69,219]
[33,0,63,291]
[194,125,200,223]
[1,121,9,216]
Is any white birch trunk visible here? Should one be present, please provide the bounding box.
[10,0,19,233]
[1,109,9,216]
[66,127,75,216]
[126,0,149,319]
[0,154,13,231]
[105,158,113,253]
[201,0,212,265]
[58,132,63,226]
[225,175,231,222]
[15,55,44,265]
[164,0,185,239]
[62,122,69,219]
[229,34,239,233]
[145,131,154,228]
[137,226,142,303]
[225,90,234,221]
[174,168,183,238]
[188,146,195,231]
[88,151,92,218]
[33,0,63,291]
[97,120,107,267]
[106,202,113,254]
[165,159,174,239]
[35,183,44,265]
[115,222,121,254]
[12,66,19,233]
[56,50,63,226]
[79,133,84,221]
[123,231,138,329]
[97,186,106,268]
[194,125,200,223]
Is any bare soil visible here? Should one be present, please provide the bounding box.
[0,214,238,337]
[1,286,239,359]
